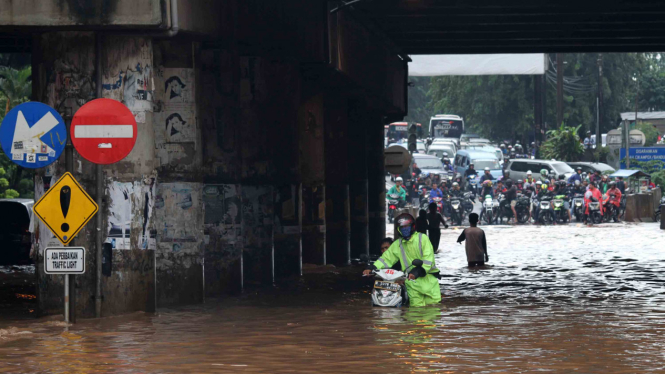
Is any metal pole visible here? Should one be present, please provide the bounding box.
[65,111,75,323]
[556,53,564,127]
[597,54,603,145]
[64,274,69,323]
[95,32,104,318]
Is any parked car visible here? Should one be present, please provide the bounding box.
[413,153,448,177]
[0,199,33,265]
[566,162,615,175]
[507,159,575,181]
[453,150,503,188]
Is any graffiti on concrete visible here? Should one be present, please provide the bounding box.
[102,62,154,112]
[105,179,156,250]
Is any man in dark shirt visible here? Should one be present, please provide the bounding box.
[503,179,518,224]
[464,163,478,178]
[616,177,626,194]
[457,213,488,267]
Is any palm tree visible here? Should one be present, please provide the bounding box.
[0,66,31,116]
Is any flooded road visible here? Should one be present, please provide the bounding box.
[1,223,664,373]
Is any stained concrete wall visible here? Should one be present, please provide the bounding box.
[30,1,406,317]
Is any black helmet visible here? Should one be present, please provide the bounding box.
[609,181,616,187]
[394,213,416,239]
[558,174,565,180]
[576,167,582,171]
[505,180,513,187]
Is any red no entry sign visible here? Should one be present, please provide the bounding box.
[71,99,137,165]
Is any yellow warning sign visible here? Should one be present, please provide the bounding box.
[33,172,98,245]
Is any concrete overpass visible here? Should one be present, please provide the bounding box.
[0,0,662,318]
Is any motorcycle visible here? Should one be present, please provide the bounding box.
[496,194,531,224]
[482,194,497,225]
[552,195,569,224]
[655,197,664,222]
[538,197,555,225]
[387,193,400,223]
[450,196,463,226]
[587,198,603,224]
[572,194,585,222]
[602,193,620,223]
[466,175,479,197]
[369,268,408,307]
[462,192,475,215]
[368,259,424,307]
[431,197,444,214]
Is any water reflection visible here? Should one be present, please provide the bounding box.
[0,223,663,373]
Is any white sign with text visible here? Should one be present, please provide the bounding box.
[44,247,85,274]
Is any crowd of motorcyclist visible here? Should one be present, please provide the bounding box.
[390,159,627,226]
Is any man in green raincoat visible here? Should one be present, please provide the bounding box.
[363,213,442,307]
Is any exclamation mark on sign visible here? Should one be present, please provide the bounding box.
[60,185,71,240]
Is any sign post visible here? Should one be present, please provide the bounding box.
[33,172,98,322]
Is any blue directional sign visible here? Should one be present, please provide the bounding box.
[620,147,665,169]
[0,102,67,168]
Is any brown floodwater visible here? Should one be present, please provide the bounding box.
[1,223,664,373]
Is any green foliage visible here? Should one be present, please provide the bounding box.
[429,74,534,141]
[652,170,665,189]
[623,158,665,174]
[635,123,659,146]
[0,61,34,199]
[592,147,610,164]
[404,77,432,136]
[539,124,584,161]
[0,65,31,117]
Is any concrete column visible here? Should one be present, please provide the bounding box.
[367,114,387,256]
[348,100,369,260]
[33,32,160,317]
[299,92,326,265]
[324,91,350,266]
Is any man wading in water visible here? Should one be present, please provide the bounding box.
[456,213,489,267]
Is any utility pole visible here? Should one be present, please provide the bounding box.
[597,54,603,148]
[627,80,639,168]
[556,53,564,127]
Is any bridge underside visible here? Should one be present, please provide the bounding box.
[1,0,664,317]
[353,0,665,54]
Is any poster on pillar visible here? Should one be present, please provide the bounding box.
[105,180,157,250]
[155,67,197,146]
[155,183,203,253]
[203,184,243,262]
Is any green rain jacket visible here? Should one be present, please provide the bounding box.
[373,233,442,307]
[387,185,407,202]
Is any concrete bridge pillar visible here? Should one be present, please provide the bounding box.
[299,92,326,265]
[348,100,370,260]
[324,91,350,266]
[367,114,387,256]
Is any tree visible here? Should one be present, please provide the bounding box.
[0,63,33,199]
[404,76,432,135]
[0,66,31,116]
[636,123,660,146]
[539,124,584,161]
[429,75,534,142]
